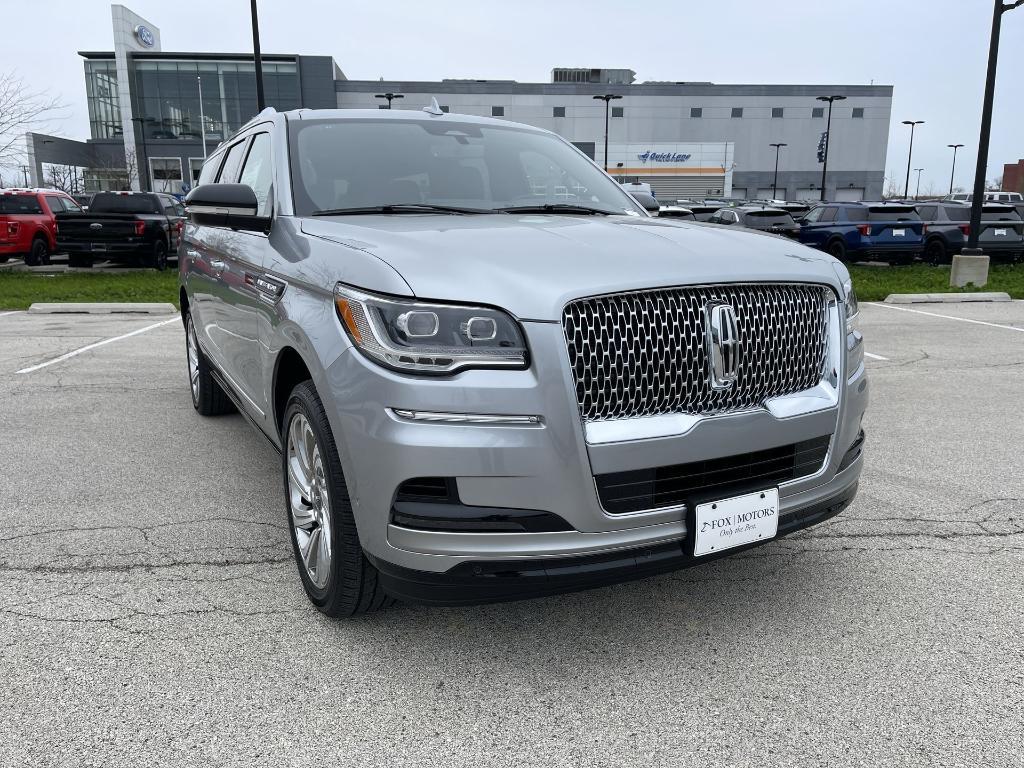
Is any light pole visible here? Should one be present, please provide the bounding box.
[967,0,1022,251]
[250,0,265,111]
[593,94,622,173]
[374,93,404,109]
[901,120,924,198]
[816,95,846,201]
[20,165,30,186]
[947,144,964,195]
[914,168,924,200]
[769,143,787,199]
[197,76,208,159]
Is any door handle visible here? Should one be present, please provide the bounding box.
[208,259,226,273]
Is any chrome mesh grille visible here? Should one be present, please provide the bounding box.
[562,283,831,422]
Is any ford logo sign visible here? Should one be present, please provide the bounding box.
[134,24,155,48]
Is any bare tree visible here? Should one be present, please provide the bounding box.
[85,148,137,191]
[0,71,66,168]
[883,175,902,199]
[43,163,84,194]
[986,175,1004,191]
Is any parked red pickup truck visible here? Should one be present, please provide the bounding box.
[0,188,82,265]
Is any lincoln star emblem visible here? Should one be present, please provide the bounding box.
[705,300,740,390]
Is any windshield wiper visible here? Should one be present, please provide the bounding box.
[495,203,616,215]
[311,204,495,216]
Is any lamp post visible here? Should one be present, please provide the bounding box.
[250,0,265,111]
[769,143,787,199]
[901,120,924,198]
[197,76,209,159]
[374,93,404,109]
[816,95,846,202]
[967,0,1023,251]
[947,144,964,195]
[914,168,924,200]
[130,116,149,191]
[593,94,623,173]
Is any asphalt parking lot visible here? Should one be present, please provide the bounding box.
[1,302,1022,767]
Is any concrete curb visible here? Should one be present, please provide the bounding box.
[27,303,178,315]
[884,292,1011,304]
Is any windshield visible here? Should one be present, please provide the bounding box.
[89,193,159,214]
[289,118,644,216]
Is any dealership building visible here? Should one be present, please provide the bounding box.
[27,5,893,201]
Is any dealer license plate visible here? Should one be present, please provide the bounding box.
[994,228,1007,236]
[694,488,780,557]
[893,228,905,236]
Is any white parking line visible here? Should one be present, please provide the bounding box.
[0,310,21,318]
[864,352,889,361]
[865,302,1024,333]
[16,317,180,374]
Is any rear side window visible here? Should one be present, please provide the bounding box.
[89,193,160,214]
[44,196,66,212]
[868,207,920,222]
[916,206,937,220]
[944,206,969,222]
[818,207,838,222]
[217,139,249,183]
[0,195,43,214]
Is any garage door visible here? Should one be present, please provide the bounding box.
[639,175,727,200]
[835,188,865,201]
[756,188,780,199]
[729,187,747,199]
[795,188,820,201]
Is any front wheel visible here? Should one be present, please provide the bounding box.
[185,312,234,416]
[25,238,49,267]
[924,239,949,265]
[148,239,168,271]
[283,381,393,617]
[827,238,847,262]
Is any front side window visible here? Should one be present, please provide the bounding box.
[44,196,66,213]
[238,132,274,217]
[197,154,223,185]
[289,118,644,216]
[217,140,249,183]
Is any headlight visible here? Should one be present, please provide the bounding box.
[842,278,863,373]
[334,284,528,374]
[843,279,860,334]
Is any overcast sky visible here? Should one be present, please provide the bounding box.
[2,0,1022,194]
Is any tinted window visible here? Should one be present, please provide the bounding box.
[62,197,82,212]
[772,107,784,118]
[611,106,624,118]
[88,193,159,213]
[867,207,920,222]
[944,206,969,222]
[802,207,822,223]
[744,211,796,226]
[690,107,702,118]
[812,107,824,118]
[238,132,273,217]
[289,119,644,217]
[491,106,504,117]
[0,195,43,214]
[916,206,937,220]
[852,107,864,118]
[217,139,249,183]
[819,207,838,222]
[45,196,66,212]
[982,208,1022,221]
[731,107,743,118]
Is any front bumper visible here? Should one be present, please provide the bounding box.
[321,317,868,600]
[370,479,859,606]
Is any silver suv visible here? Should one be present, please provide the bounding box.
[180,107,868,616]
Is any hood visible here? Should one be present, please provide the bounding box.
[299,213,840,321]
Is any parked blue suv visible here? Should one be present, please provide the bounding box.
[798,202,924,263]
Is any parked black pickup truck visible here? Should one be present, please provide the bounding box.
[55,192,185,270]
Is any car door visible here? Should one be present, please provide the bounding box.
[797,206,824,245]
[220,129,277,418]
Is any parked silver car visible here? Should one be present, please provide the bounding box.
[180,107,868,616]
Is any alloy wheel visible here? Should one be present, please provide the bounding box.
[186,318,200,404]
[286,412,333,590]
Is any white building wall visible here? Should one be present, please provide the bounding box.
[111,4,162,191]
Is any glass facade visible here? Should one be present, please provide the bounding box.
[85,59,122,139]
[133,59,300,141]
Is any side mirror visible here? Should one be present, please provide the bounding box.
[185,183,269,232]
[630,191,660,215]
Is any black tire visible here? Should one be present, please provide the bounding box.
[68,254,93,268]
[826,238,847,262]
[25,237,49,267]
[0,256,9,263]
[148,239,169,271]
[282,381,394,617]
[924,238,949,265]
[185,312,234,416]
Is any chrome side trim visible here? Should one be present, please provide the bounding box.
[389,409,542,426]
